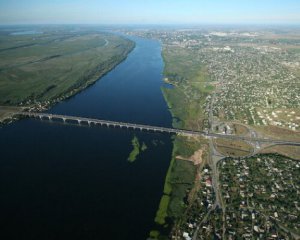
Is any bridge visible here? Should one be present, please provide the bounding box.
[18,112,300,147]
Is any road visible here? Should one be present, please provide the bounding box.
[10,111,300,147]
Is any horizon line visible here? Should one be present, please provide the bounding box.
[1,22,300,27]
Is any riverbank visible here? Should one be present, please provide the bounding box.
[151,44,213,239]
[0,106,27,124]
[0,27,135,108]
[0,27,135,124]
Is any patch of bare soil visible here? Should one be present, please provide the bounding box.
[176,149,203,165]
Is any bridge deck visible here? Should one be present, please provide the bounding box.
[18,112,300,146]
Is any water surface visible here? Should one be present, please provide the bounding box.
[0,35,172,240]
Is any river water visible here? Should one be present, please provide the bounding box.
[0,36,173,240]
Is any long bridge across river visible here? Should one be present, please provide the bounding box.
[18,112,300,147]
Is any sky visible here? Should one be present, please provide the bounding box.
[0,0,299,25]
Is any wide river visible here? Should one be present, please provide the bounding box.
[0,36,173,239]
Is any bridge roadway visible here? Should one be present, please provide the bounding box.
[19,112,300,147]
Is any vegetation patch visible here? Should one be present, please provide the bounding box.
[127,135,147,163]
[232,123,249,136]
[154,136,200,226]
[161,46,213,131]
[214,138,253,158]
[154,45,212,228]
[155,195,170,225]
[149,230,160,239]
[260,145,300,160]
[127,136,140,162]
[0,27,135,109]
[141,142,147,151]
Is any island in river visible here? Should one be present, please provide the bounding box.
[0,26,134,122]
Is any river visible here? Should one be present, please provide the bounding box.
[0,35,173,239]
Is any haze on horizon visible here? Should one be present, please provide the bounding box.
[0,0,299,25]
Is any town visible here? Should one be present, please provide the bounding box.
[171,154,300,240]
[125,28,300,239]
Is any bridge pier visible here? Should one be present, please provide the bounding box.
[12,112,300,147]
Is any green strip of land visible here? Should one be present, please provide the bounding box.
[154,44,213,231]
[0,27,135,108]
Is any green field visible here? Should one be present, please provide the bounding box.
[154,136,201,224]
[153,45,213,233]
[0,27,134,106]
[162,46,213,130]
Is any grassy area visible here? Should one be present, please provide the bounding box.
[232,123,250,136]
[252,125,300,159]
[154,136,201,226]
[0,26,134,107]
[127,136,140,162]
[254,125,300,142]
[127,135,147,163]
[155,195,171,225]
[154,45,213,229]
[161,46,213,130]
[149,230,160,239]
[260,145,300,160]
[214,138,253,158]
